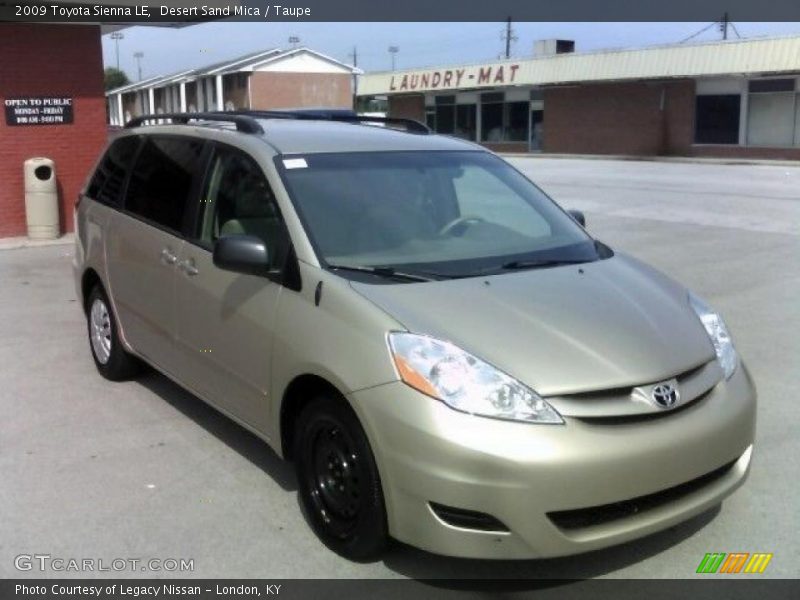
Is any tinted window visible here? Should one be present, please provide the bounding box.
[198,147,289,270]
[125,137,204,232]
[86,136,140,206]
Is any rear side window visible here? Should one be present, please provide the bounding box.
[124,136,204,232]
[86,136,140,206]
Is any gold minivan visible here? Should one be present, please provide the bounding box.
[74,112,756,561]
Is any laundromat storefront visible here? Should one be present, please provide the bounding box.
[359,35,800,160]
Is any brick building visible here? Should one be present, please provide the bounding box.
[359,36,800,160]
[106,48,360,126]
[0,23,107,238]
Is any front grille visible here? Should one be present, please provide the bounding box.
[430,502,510,532]
[575,389,713,425]
[555,359,720,423]
[547,459,737,531]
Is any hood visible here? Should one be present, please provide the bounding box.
[351,254,715,396]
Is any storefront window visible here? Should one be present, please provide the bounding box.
[435,104,455,134]
[695,95,740,144]
[480,95,529,143]
[506,102,529,142]
[425,108,436,130]
[481,101,504,142]
[746,79,796,147]
[455,104,476,140]
[433,95,455,134]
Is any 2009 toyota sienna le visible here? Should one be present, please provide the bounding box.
[74,111,756,561]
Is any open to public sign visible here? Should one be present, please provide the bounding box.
[4,96,73,125]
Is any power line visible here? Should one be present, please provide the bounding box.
[679,22,718,44]
[680,14,745,44]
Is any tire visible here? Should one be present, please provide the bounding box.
[294,395,388,561]
[86,285,140,381]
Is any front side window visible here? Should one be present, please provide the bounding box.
[199,147,289,271]
[124,136,204,232]
[87,136,140,206]
[279,151,601,279]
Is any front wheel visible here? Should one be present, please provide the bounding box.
[294,396,388,561]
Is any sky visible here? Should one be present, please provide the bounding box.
[102,21,800,80]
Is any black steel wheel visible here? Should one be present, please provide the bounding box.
[294,395,388,560]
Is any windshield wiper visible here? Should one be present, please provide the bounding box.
[327,264,436,282]
[501,258,593,270]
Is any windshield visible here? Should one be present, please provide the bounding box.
[277,150,605,279]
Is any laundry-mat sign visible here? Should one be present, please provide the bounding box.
[389,63,521,92]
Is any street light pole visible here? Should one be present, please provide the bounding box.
[109,32,124,71]
[388,45,399,71]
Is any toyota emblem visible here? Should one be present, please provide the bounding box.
[651,383,680,408]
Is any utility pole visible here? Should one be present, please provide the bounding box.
[388,45,399,71]
[348,46,358,111]
[110,31,124,70]
[505,17,512,58]
[134,52,144,80]
[501,17,517,59]
[720,12,729,40]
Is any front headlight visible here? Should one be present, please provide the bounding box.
[688,293,737,379]
[387,332,563,424]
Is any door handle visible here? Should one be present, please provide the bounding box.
[160,248,177,265]
[178,259,199,276]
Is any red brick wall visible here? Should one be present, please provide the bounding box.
[542,80,697,156]
[661,80,695,155]
[0,24,106,237]
[249,72,352,109]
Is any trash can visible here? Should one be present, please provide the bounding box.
[24,157,59,240]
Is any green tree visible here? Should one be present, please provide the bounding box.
[104,67,130,91]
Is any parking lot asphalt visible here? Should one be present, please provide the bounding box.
[1,157,798,581]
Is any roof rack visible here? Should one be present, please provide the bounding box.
[124,110,432,136]
[125,112,263,134]
[231,109,432,134]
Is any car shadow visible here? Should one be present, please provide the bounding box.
[136,369,297,492]
[381,505,720,587]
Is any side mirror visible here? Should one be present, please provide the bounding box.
[213,235,270,277]
[567,209,586,227]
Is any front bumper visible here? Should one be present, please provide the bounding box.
[349,363,756,559]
